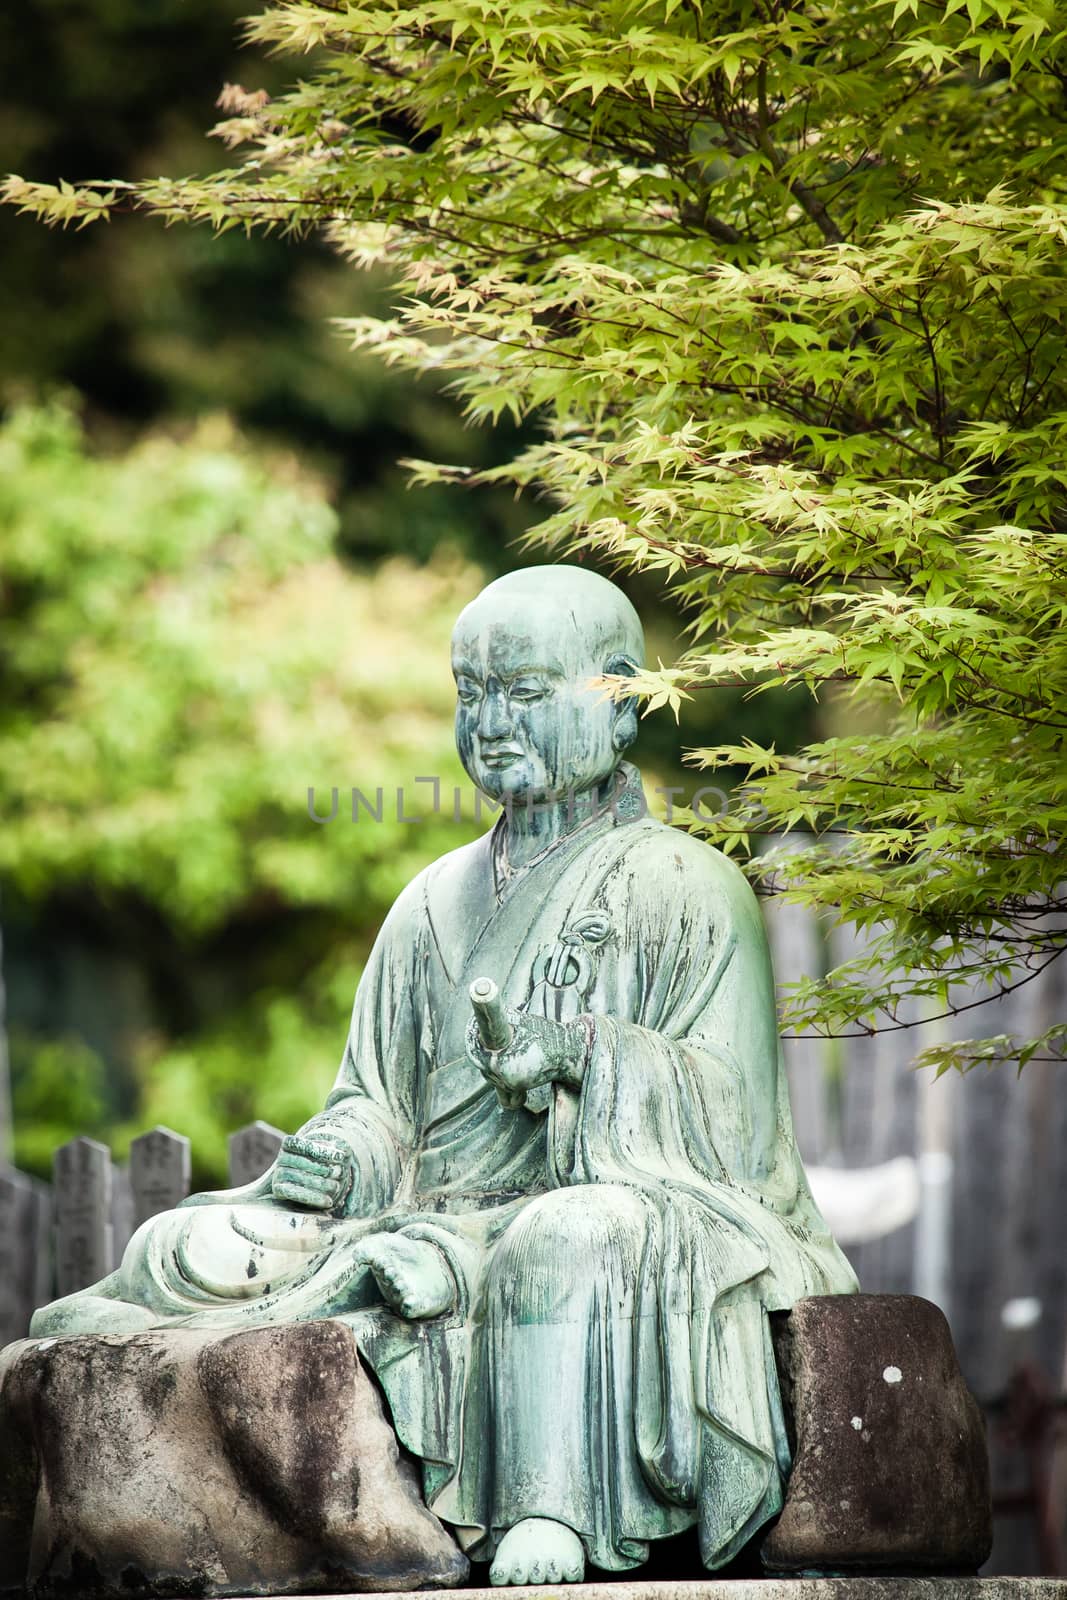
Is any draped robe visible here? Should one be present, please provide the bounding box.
[34,774,857,1570]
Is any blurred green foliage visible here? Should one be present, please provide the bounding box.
[1,399,484,1180]
[0,0,515,1181]
[0,0,530,570]
[0,2,808,1184]
[0,400,480,922]
[9,1031,112,1178]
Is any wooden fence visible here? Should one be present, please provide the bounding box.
[763,896,1067,1408]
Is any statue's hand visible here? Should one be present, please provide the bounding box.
[271,1134,355,1213]
[466,1010,588,1104]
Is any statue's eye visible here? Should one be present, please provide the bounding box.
[455,676,482,704]
[509,679,548,702]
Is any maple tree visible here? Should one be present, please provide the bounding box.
[6,0,1066,1071]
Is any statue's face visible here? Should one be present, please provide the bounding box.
[451,610,619,805]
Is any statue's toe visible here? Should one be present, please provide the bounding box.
[490,1519,585,1586]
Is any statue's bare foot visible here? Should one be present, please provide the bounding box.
[360,1234,455,1319]
[490,1519,585,1585]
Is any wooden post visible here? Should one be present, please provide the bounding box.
[831,918,922,1296]
[0,918,12,1164]
[129,1126,191,1227]
[111,1164,135,1264]
[0,1165,47,1343]
[227,1121,285,1187]
[947,969,1060,1401]
[53,1137,113,1296]
[764,892,830,1164]
[30,1175,53,1319]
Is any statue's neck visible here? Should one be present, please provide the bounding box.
[498,770,620,869]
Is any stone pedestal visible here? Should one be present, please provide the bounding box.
[0,1320,467,1600]
[764,1295,993,1575]
[330,1585,1059,1600]
[0,1294,993,1598]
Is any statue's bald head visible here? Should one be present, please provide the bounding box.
[451,565,644,803]
[452,565,644,675]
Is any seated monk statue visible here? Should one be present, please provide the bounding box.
[31,565,857,1585]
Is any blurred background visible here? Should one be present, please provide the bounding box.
[1,0,805,1184]
[0,0,1063,1575]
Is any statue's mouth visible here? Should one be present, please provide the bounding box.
[480,746,524,768]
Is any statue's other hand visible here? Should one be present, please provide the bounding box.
[466,1010,588,1102]
[360,1234,456,1320]
[271,1134,355,1214]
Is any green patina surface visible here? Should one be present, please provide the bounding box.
[30,567,856,1583]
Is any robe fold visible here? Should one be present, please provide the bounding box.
[36,770,856,1570]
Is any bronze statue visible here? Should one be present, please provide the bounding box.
[31,565,856,1584]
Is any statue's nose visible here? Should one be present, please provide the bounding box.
[477,689,511,739]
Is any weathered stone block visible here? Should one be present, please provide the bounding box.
[0,1320,468,1599]
[763,1293,992,1575]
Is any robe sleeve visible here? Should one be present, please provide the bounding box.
[275,873,428,1216]
[548,828,852,1296]
[549,832,774,1178]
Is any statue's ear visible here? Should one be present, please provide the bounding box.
[604,653,640,753]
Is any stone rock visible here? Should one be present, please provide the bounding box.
[762,1293,993,1575]
[0,1319,469,1599]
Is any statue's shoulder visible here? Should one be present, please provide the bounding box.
[397,830,491,891]
[376,833,487,927]
[609,817,761,916]
[422,829,491,885]
[616,816,753,884]
[411,829,492,917]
